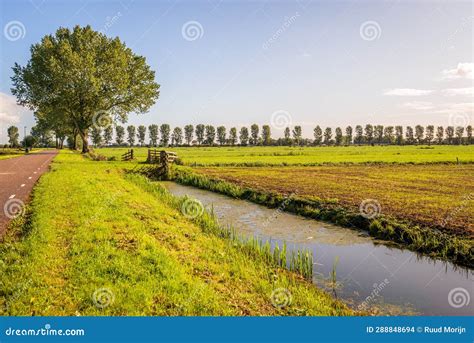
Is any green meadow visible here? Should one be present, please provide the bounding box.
[96,145,474,166]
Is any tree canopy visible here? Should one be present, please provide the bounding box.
[11,25,160,152]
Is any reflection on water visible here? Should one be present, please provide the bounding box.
[164,182,473,316]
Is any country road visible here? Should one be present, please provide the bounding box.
[0,150,58,236]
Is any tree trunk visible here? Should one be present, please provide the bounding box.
[82,141,89,153]
[79,129,89,153]
[73,130,78,150]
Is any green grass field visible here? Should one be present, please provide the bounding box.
[95,145,474,166]
[0,151,352,316]
[0,148,24,160]
[0,148,46,160]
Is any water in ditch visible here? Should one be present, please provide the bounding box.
[164,182,473,316]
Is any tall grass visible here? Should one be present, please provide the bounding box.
[125,173,314,279]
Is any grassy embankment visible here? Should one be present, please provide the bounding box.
[0,151,352,316]
[172,165,474,267]
[0,148,25,160]
[0,148,46,160]
[96,145,474,166]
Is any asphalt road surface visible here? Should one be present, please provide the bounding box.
[0,150,57,236]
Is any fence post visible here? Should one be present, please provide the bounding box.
[131,149,134,160]
[159,151,170,180]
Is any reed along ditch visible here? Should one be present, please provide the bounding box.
[163,182,473,316]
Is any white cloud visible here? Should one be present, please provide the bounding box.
[0,92,23,125]
[0,112,20,124]
[441,62,473,80]
[432,102,474,114]
[0,92,32,143]
[402,101,435,110]
[384,88,433,96]
[442,87,474,96]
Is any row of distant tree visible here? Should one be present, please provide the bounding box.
[5,123,473,148]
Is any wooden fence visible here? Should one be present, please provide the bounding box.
[147,149,178,164]
[121,149,134,161]
[141,150,178,180]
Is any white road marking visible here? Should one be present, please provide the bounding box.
[20,184,25,187]
[33,172,37,174]
[28,177,32,179]
[9,194,15,199]
[0,172,14,175]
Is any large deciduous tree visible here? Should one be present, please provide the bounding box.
[115,125,125,145]
[261,125,271,145]
[425,125,434,145]
[160,124,170,146]
[127,125,136,146]
[184,125,194,145]
[171,127,183,146]
[90,126,102,147]
[217,126,226,145]
[137,125,147,146]
[354,125,363,144]
[323,127,332,145]
[395,126,403,145]
[345,126,352,145]
[250,124,259,145]
[7,126,20,147]
[313,126,322,145]
[195,124,205,145]
[205,125,216,145]
[229,127,237,146]
[239,127,249,146]
[148,124,159,147]
[292,126,302,145]
[11,25,159,153]
[103,126,113,146]
[335,127,343,146]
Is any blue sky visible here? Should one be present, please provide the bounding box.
[0,0,472,142]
